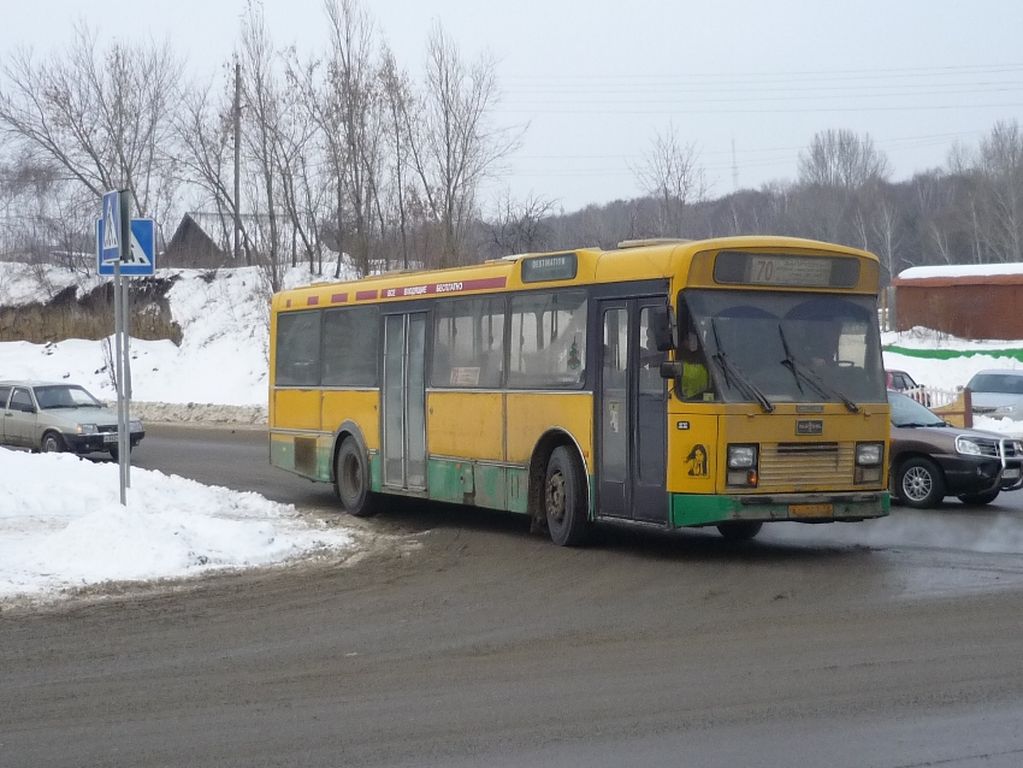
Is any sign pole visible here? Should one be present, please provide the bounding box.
[122,275,132,487]
[113,260,127,505]
[99,190,154,504]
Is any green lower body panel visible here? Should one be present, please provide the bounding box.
[670,491,890,528]
[426,458,530,513]
[270,434,333,482]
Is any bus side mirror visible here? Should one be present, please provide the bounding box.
[660,361,683,380]
[649,306,675,352]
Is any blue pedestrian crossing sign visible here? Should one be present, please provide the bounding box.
[96,218,157,276]
[100,190,126,264]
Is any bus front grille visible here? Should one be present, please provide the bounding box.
[757,442,856,490]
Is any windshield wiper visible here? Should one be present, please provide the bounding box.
[777,324,859,413]
[896,421,945,428]
[711,318,774,412]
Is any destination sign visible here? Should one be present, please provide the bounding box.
[713,251,860,288]
[521,253,578,283]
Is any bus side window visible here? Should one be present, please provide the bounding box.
[431,298,505,388]
[276,311,321,386]
[509,290,587,389]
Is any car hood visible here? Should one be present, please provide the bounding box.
[40,405,119,424]
[971,392,1023,411]
[891,423,1010,452]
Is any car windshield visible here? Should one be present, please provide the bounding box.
[967,372,1023,394]
[683,290,886,405]
[889,391,945,427]
[34,385,103,409]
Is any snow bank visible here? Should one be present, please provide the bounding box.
[0,261,359,407]
[0,448,354,601]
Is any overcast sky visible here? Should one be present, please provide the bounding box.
[3,0,1023,213]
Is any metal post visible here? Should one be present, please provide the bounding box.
[122,275,132,487]
[113,262,127,506]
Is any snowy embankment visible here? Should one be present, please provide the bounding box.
[0,448,354,603]
[0,261,357,411]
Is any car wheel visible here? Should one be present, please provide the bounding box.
[895,457,946,509]
[716,521,763,541]
[958,489,999,505]
[335,436,378,517]
[544,446,589,546]
[41,432,65,453]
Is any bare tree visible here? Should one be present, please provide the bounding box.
[237,3,289,290]
[380,48,415,270]
[483,191,557,256]
[634,122,706,237]
[0,23,182,224]
[406,23,517,267]
[976,119,1023,262]
[798,129,891,189]
[174,71,255,265]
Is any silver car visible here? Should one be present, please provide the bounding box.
[0,380,144,459]
[968,369,1023,419]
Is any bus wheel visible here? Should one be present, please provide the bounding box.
[716,521,763,541]
[335,437,377,517]
[544,446,588,546]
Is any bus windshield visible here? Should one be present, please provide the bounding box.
[684,290,886,405]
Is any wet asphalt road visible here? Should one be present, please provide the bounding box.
[3,424,1023,767]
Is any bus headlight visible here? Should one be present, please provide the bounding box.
[728,445,757,468]
[855,441,884,484]
[856,442,883,466]
[727,444,758,487]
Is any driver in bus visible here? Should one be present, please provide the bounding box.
[679,329,711,400]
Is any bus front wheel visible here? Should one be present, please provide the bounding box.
[335,437,378,517]
[716,521,763,541]
[544,446,589,546]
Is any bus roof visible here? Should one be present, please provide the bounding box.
[272,235,879,312]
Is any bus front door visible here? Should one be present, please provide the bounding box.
[382,312,427,491]
[597,300,668,523]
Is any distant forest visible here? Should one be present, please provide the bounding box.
[1,1,1021,291]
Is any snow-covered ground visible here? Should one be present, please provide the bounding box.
[1,262,359,605]
[0,449,355,602]
[3,261,1023,604]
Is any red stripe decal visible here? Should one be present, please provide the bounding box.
[380,276,508,299]
[307,296,320,306]
[356,290,378,301]
[331,292,348,303]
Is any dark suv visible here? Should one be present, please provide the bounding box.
[889,390,1023,508]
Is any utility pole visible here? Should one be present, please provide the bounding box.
[233,60,243,264]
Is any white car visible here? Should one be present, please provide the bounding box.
[968,369,1023,419]
[0,380,144,458]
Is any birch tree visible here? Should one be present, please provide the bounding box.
[407,23,516,267]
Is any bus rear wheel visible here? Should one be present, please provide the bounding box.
[544,446,589,546]
[335,437,378,517]
[716,521,763,541]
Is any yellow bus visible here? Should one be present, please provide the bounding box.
[269,236,889,545]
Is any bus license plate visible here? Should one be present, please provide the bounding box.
[789,503,833,518]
